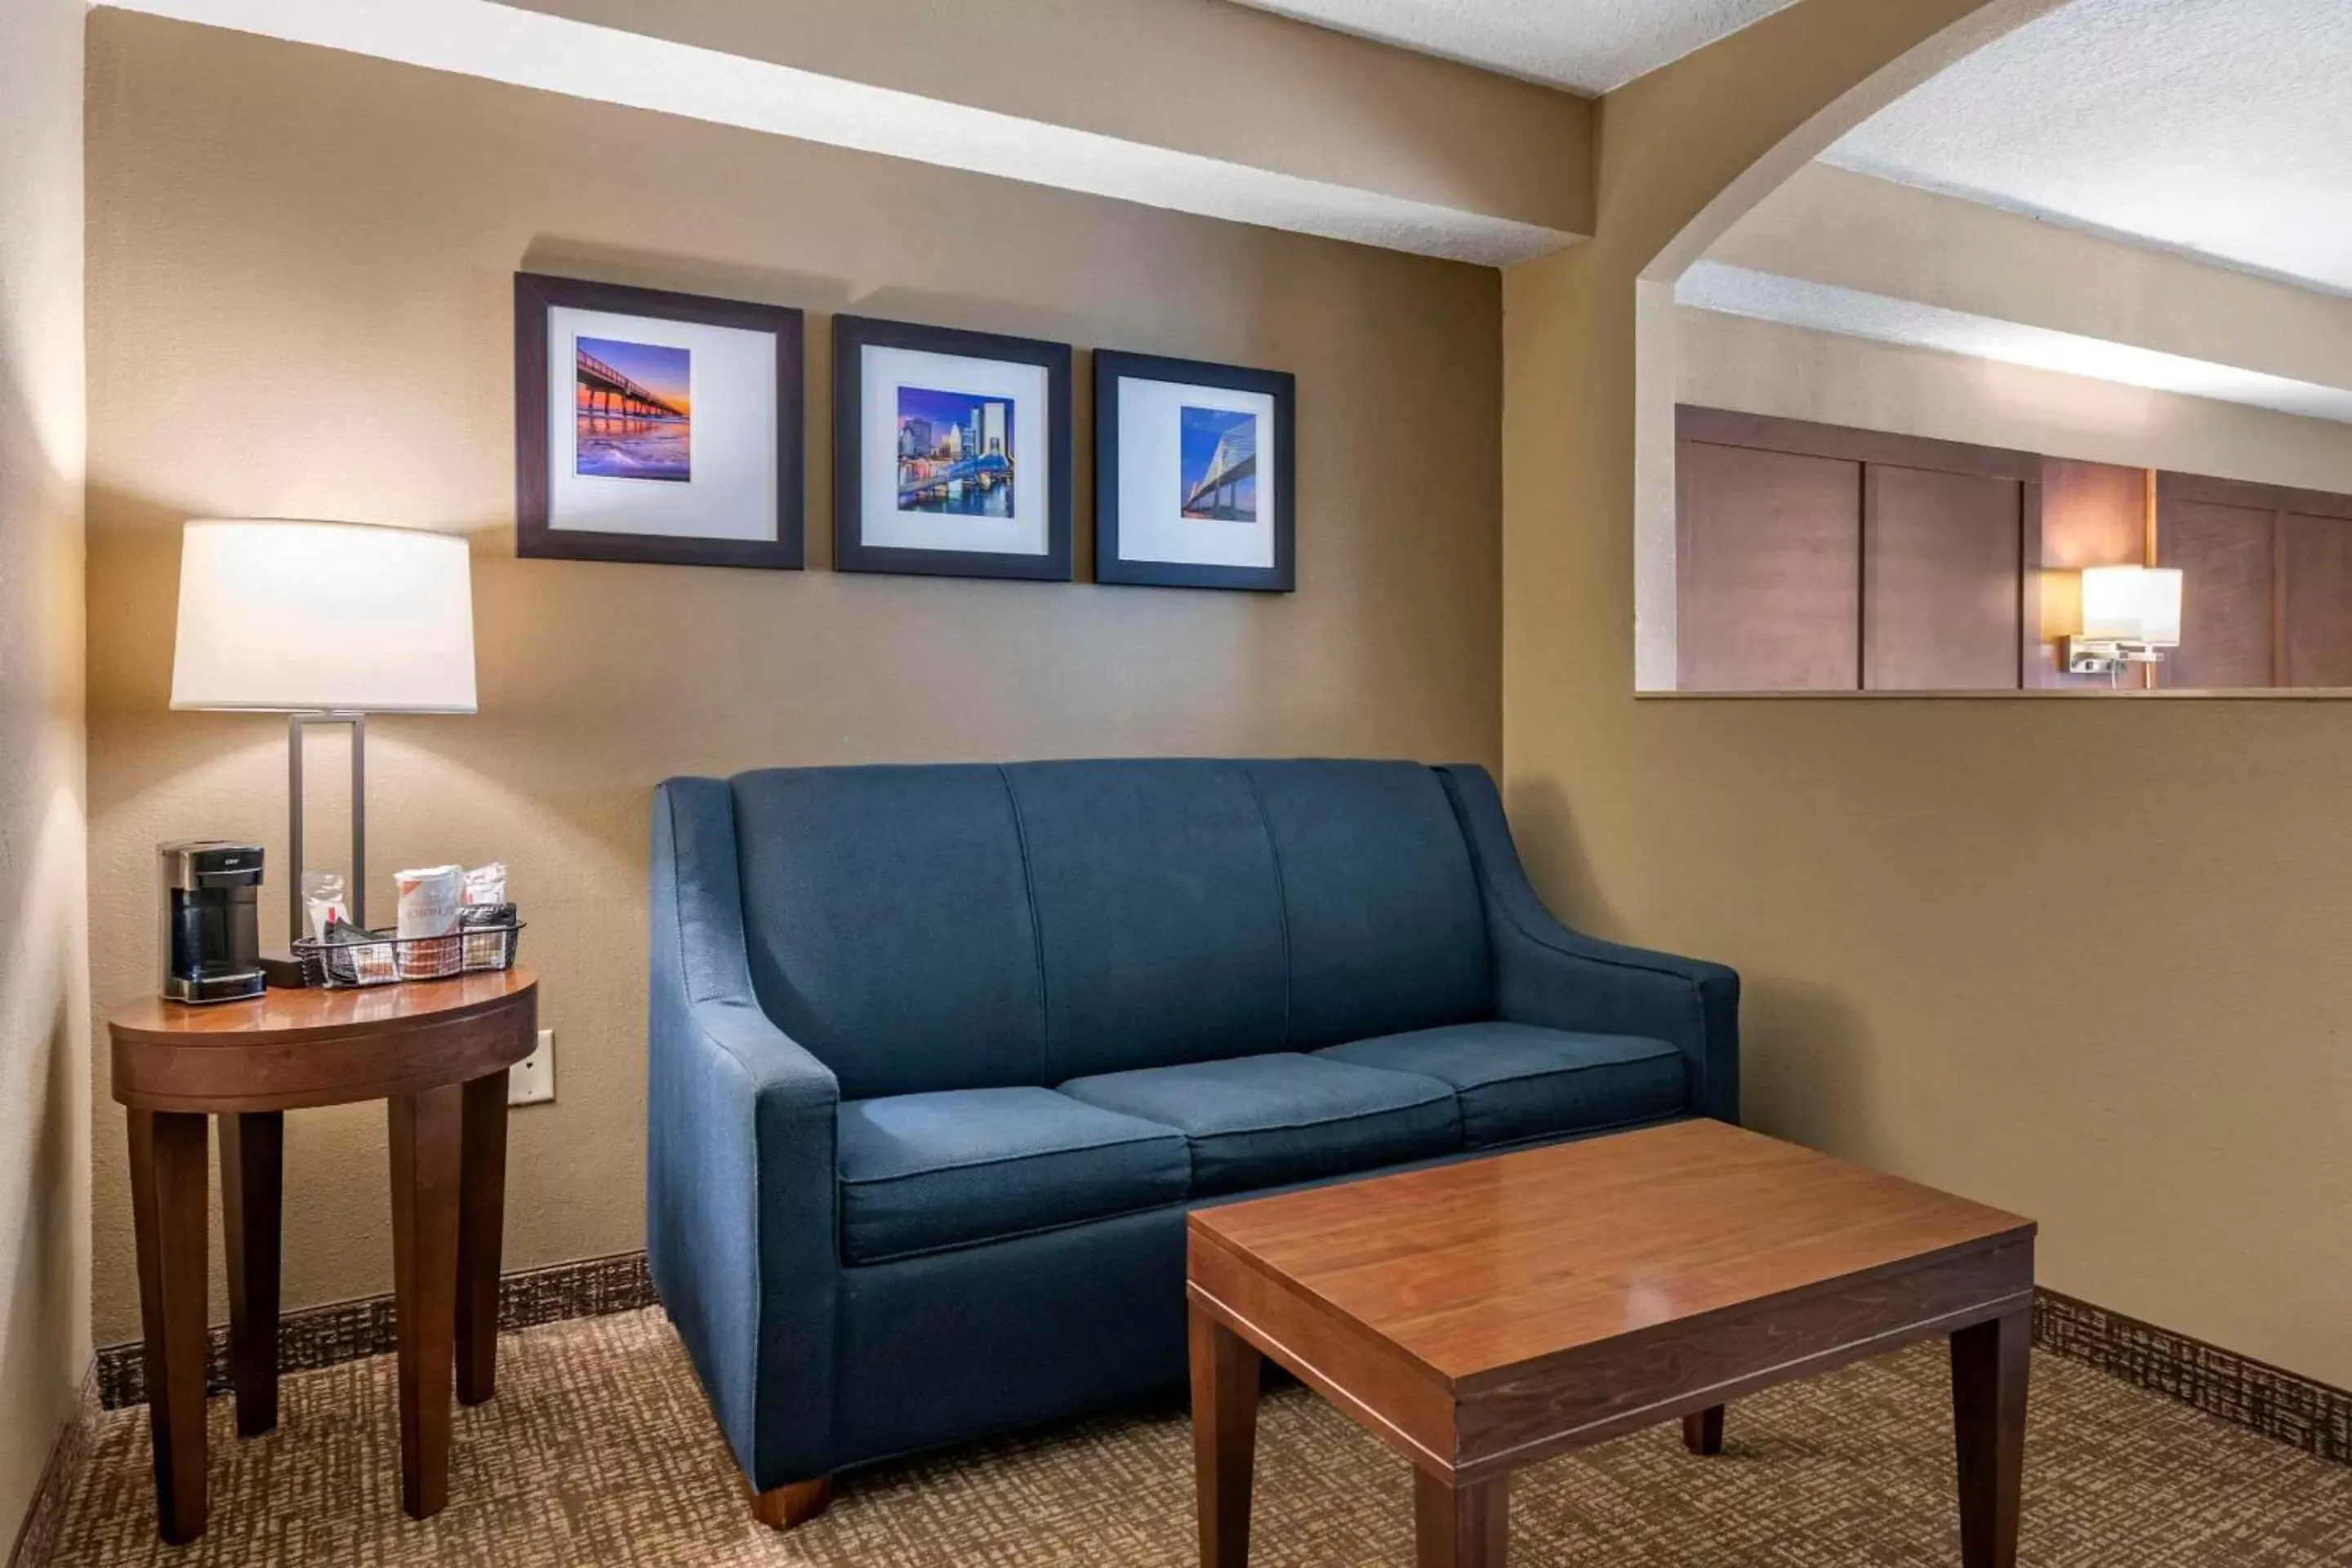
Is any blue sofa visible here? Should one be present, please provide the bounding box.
[646,759,1738,1522]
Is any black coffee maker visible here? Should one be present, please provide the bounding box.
[159,841,265,1004]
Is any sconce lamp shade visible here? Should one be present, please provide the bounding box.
[170,519,478,713]
[2079,565,2183,648]
[2139,568,2184,647]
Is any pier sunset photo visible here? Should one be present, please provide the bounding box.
[575,335,692,483]
[896,385,1015,516]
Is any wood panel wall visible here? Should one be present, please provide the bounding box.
[1677,408,2033,693]
[2158,474,2352,691]
[1676,436,1860,691]
[2285,514,2352,687]
[1864,465,2026,691]
[1678,408,2352,693]
[2158,497,2277,688]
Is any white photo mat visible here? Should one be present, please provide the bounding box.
[1112,376,1279,569]
[858,344,1053,557]
[545,305,777,541]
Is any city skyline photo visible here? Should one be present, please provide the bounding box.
[897,383,1016,517]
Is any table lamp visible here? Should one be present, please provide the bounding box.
[170,519,477,983]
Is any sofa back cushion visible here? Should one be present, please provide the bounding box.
[733,765,1047,1099]
[1002,760,1290,1080]
[726,759,1491,1096]
[1241,760,1490,1049]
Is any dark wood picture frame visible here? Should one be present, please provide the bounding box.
[832,315,1073,582]
[514,272,804,570]
[1094,349,1295,592]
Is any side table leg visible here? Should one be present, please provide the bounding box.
[1682,1404,1726,1455]
[456,1069,510,1405]
[129,1109,210,1544]
[221,1110,284,1437]
[1190,1306,1261,1568]
[1414,1468,1507,1568]
[390,1083,464,1520]
[1951,1307,2030,1568]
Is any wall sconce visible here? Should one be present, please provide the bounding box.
[2067,564,2184,677]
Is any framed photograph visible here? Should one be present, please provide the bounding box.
[833,315,1071,581]
[1094,350,1294,592]
[514,273,804,569]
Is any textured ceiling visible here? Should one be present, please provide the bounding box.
[1826,0,2352,296]
[1226,0,1803,95]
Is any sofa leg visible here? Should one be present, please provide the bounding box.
[748,1476,832,1530]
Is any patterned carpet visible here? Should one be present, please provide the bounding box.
[51,1306,2352,1566]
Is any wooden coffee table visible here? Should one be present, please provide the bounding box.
[1187,1119,2034,1567]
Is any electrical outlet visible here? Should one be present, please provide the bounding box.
[510,1028,555,1106]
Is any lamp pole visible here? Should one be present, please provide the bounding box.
[286,710,368,942]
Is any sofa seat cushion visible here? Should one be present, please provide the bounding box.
[1058,1054,1460,1197]
[837,1088,1191,1264]
[1318,1022,1686,1148]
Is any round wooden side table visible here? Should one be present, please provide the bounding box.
[109,969,539,1544]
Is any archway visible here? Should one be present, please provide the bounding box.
[1625,0,2069,690]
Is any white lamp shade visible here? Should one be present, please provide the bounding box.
[171,519,478,713]
[2079,564,2184,648]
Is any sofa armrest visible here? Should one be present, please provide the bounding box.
[1438,765,1741,1124]
[648,778,841,1489]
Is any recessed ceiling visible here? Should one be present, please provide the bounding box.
[1225,0,1805,96]
[1825,0,2352,296]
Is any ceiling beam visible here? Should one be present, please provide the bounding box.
[96,0,1592,266]
[1708,163,2352,398]
[1678,262,2352,425]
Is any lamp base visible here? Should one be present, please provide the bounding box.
[260,950,315,989]
[2066,636,2168,677]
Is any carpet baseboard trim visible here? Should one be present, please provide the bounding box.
[2031,1287,2349,1464]
[7,1361,99,1568]
[94,1250,654,1411]
[87,1251,2349,1468]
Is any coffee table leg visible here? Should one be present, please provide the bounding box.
[1190,1305,1261,1567]
[129,1109,210,1544]
[1951,1307,2029,1568]
[1414,1468,1507,1568]
[390,1083,465,1520]
[221,1110,284,1438]
[1682,1404,1726,1455]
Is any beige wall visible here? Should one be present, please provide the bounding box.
[0,0,92,1537]
[83,14,1505,1346]
[1507,0,2352,1391]
[1678,306,2352,496]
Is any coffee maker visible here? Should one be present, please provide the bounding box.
[159,840,266,1004]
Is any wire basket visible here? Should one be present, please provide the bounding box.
[292,920,524,989]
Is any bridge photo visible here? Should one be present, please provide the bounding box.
[575,335,692,483]
[1180,405,1258,522]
